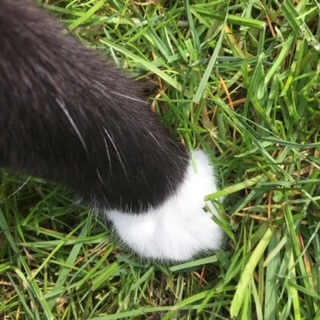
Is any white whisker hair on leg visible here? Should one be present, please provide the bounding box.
[103,128,127,176]
[55,96,88,154]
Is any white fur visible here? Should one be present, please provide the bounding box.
[105,151,223,261]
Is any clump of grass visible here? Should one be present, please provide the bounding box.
[1,0,319,319]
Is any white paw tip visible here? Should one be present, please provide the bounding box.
[105,150,224,261]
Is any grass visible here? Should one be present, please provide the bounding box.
[0,0,319,319]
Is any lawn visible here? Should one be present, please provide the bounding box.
[1,0,319,319]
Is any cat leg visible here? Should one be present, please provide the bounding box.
[0,0,224,262]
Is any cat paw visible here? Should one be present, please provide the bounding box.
[105,151,223,261]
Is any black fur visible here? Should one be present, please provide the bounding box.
[0,0,189,213]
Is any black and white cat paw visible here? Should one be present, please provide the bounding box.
[106,151,223,262]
